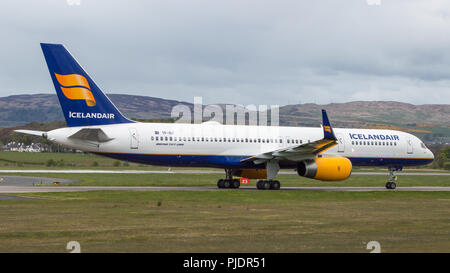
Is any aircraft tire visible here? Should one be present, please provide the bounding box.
[270,180,280,190]
[217,179,224,188]
[232,179,240,189]
[256,180,264,189]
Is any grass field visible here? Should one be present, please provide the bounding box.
[0,190,449,252]
[2,172,449,187]
[0,151,449,253]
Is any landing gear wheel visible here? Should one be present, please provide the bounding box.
[217,179,224,188]
[232,179,240,189]
[257,180,264,189]
[263,181,271,190]
[386,167,399,190]
[385,182,397,189]
[270,180,281,190]
[223,180,231,188]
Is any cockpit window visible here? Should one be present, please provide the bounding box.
[420,142,427,149]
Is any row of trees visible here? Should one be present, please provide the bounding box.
[431,146,450,170]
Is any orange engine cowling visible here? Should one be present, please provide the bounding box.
[296,157,352,181]
[232,169,267,179]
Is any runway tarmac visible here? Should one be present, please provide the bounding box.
[0,185,449,193]
[0,172,449,194]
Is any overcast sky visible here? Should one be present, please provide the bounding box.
[1,0,450,106]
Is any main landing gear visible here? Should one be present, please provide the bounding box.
[385,167,398,190]
[217,169,240,189]
[256,160,281,191]
[256,180,280,190]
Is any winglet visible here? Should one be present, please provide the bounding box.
[321,109,336,140]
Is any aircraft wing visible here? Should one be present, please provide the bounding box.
[242,110,337,164]
[68,128,113,143]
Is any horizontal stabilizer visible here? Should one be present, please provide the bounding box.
[14,130,47,138]
[68,128,113,142]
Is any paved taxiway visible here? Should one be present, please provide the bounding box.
[0,186,449,193]
[0,171,449,194]
[0,169,449,175]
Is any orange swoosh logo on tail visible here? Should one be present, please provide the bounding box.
[54,73,96,106]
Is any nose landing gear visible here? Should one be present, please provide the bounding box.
[385,167,399,190]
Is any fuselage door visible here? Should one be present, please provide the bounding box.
[129,128,139,149]
[336,133,345,152]
[407,138,413,154]
[282,136,291,148]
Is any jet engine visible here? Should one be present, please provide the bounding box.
[297,157,352,181]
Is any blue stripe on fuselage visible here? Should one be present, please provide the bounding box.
[94,153,433,168]
[347,157,433,167]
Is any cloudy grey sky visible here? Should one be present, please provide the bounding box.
[1,0,450,105]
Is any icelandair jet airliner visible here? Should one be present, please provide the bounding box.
[16,43,435,190]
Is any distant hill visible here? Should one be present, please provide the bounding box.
[280,101,450,126]
[0,93,449,143]
[0,94,190,127]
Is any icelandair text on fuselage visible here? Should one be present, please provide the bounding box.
[349,133,399,141]
[69,111,115,119]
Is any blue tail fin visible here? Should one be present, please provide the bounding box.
[321,109,336,140]
[40,43,134,127]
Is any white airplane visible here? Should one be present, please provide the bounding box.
[16,43,435,190]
